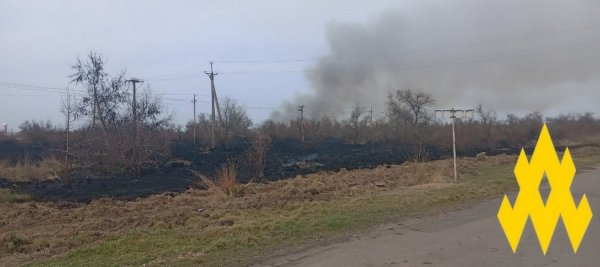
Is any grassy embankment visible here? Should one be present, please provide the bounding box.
[5,146,598,266]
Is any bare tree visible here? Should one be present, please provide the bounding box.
[386,89,435,162]
[220,97,252,148]
[133,86,173,164]
[67,51,171,174]
[389,89,435,126]
[348,103,369,144]
[476,104,497,125]
[96,74,128,128]
[60,88,77,173]
[475,104,499,149]
[386,93,412,127]
[135,86,171,127]
[69,51,106,128]
[18,120,56,144]
[70,52,129,130]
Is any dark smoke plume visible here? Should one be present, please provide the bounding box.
[271,0,600,121]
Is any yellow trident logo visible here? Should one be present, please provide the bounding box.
[498,124,592,254]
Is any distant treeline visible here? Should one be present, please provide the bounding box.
[1,51,599,175]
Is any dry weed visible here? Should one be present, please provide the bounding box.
[0,157,62,182]
[216,163,239,197]
[245,134,271,180]
[192,162,239,197]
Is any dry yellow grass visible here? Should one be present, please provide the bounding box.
[0,153,520,265]
[216,163,238,197]
[0,158,62,182]
[0,146,597,266]
[192,162,239,198]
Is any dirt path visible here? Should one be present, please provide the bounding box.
[257,166,600,267]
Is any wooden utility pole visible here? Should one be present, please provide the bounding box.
[205,61,221,149]
[125,78,144,163]
[192,94,197,145]
[298,105,305,145]
[434,108,474,182]
[125,78,144,128]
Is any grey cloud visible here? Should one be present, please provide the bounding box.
[272,0,600,121]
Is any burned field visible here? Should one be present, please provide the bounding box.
[0,138,511,203]
[2,54,596,204]
[0,139,422,202]
[3,2,600,264]
[1,144,598,266]
[0,151,522,266]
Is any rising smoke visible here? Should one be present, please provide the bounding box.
[271,0,600,121]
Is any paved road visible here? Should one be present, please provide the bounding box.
[258,166,600,267]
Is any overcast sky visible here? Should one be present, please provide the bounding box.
[0,0,398,130]
[2,0,600,131]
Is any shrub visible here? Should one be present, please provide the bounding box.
[193,162,239,197]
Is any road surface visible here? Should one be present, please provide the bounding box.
[257,166,600,267]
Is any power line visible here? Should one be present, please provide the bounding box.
[3,25,597,90]
[215,38,600,76]
[0,81,69,91]
[163,98,187,102]
[164,97,209,103]
[5,26,599,123]
[0,83,87,94]
[147,75,203,82]
[127,25,600,82]
[137,37,600,80]
[213,25,596,64]
[247,106,275,110]
[0,94,69,97]
[158,93,210,97]
[147,70,205,81]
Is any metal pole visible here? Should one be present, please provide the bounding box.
[64,88,71,171]
[298,105,304,145]
[193,94,197,145]
[451,113,457,182]
[211,83,215,148]
[133,82,136,131]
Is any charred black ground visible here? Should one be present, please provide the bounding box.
[0,138,526,202]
